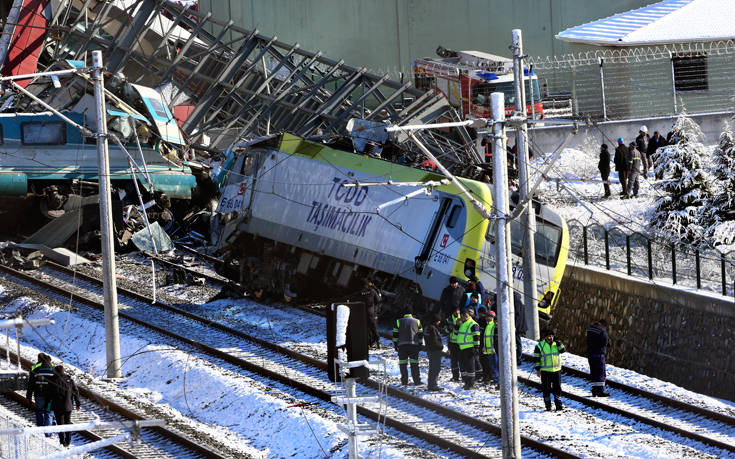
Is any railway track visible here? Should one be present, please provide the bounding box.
[101,251,735,456]
[0,261,576,458]
[1,355,227,458]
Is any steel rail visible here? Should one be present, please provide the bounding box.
[124,251,735,434]
[2,349,228,459]
[3,391,136,459]
[3,262,578,459]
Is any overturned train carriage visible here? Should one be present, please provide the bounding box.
[215,133,569,318]
[0,69,201,232]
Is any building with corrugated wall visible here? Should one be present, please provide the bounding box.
[554,0,735,119]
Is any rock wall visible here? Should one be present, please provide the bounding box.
[551,264,735,401]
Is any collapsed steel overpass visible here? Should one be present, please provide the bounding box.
[44,0,480,167]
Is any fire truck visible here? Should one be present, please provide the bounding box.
[413,47,543,120]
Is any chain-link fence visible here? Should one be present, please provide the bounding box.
[568,219,735,298]
[528,41,735,121]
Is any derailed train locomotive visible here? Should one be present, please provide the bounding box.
[215,133,569,319]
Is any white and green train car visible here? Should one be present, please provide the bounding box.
[216,133,569,318]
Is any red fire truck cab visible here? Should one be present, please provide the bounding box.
[413,48,543,120]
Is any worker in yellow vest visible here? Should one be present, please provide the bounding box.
[480,310,499,386]
[456,308,480,390]
[442,305,461,381]
[534,329,567,411]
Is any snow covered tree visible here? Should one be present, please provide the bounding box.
[705,127,735,245]
[649,115,714,243]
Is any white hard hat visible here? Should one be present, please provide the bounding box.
[640,125,648,133]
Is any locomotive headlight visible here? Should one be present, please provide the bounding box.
[463,258,476,278]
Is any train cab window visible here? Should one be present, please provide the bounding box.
[241,156,255,175]
[485,220,523,256]
[446,205,461,229]
[21,121,66,145]
[535,220,562,265]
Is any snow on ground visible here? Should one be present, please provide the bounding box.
[0,285,432,459]
[535,147,656,231]
[189,295,735,458]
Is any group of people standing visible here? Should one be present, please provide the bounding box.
[26,353,81,447]
[598,125,672,199]
[391,275,528,392]
[387,275,613,413]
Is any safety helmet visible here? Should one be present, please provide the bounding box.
[640,125,648,133]
[617,137,624,144]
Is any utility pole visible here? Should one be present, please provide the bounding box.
[512,29,540,341]
[92,50,122,379]
[491,92,521,458]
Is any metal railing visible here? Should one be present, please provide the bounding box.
[567,219,735,297]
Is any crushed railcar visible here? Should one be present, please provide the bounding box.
[0,60,208,238]
[214,133,569,319]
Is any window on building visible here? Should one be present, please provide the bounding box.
[673,53,708,92]
[21,121,66,145]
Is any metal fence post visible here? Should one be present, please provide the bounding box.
[571,65,578,117]
[669,51,678,114]
[583,225,589,265]
[599,57,607,120]
[647,238,653,280]
[672,244,677,285]
[626,235,631,275]
[604,230,610,270]
[722,256,727,296]
[695,250,701,289]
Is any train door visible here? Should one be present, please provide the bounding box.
[427,200,465,273]
[217,150,257,215]
[416,197,466,276]
[414,198,451,274]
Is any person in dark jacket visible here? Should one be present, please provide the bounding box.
[466,275,486,304]
[26,353,55,435]
[614,138,629,196]
[360,277,382,348]
[51,365,81,446]
[393,305,424,386]
[625,143,644,198]
[648,131,667,180]
[636,125,650,170]
[514,291,527,366]
[534,329,566,411]
[598,144,611,198]
[423,313,444,391]
[439,276,465,318]
[587,319,611,397]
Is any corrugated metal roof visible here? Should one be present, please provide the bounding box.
[556,0,696,45]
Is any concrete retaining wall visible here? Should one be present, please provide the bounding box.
[528,111,734,154]
[551,264,735,401]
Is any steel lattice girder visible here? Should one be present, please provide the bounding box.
[47,0,473,165]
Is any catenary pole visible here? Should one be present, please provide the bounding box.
[492,92,521,458]
[512,29,540,341]
[92,50,122,379]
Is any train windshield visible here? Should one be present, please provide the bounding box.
[486,218,562,265]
